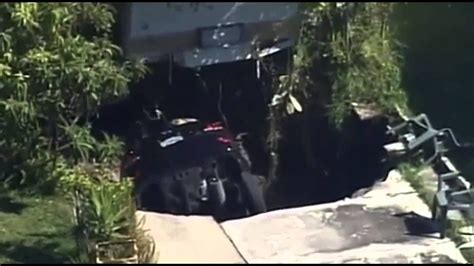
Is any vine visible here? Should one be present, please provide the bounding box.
[326,3,408,125]
[269,3,408,126]
[264,2,409,181]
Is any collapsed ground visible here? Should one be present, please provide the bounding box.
[92,56,394,213]
[0,51,397,264]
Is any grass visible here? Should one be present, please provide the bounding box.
[397,162,434,206]
[0,189,76,264]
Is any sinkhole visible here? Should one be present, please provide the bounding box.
[91,56,395,219]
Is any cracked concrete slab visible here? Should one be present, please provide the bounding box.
[220,171,467,263]
[140,171,467,263]
[137,211,245,263]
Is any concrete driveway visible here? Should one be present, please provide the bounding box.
[139,171,467,263]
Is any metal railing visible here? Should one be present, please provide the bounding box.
[385,113,474,239]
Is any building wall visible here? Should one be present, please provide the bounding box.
[119,2,300,66]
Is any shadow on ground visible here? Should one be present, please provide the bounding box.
[0,195,28,214]
[0,239,68,264]
[394,211,440,238]
[0,193,75,264]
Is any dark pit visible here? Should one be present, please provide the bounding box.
[91,53,395,218]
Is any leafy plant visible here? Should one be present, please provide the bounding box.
[133,214,157,263]
[0,3,147,191]
[326,3,408,125]
[264,3,409,181]
[61,163,156,263]
[268,3,408,126]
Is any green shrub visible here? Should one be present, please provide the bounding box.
[61,163,155,263]
[268,3,408,126]
[0,3,147,191]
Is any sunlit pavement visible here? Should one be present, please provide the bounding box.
[140,171,466,264]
